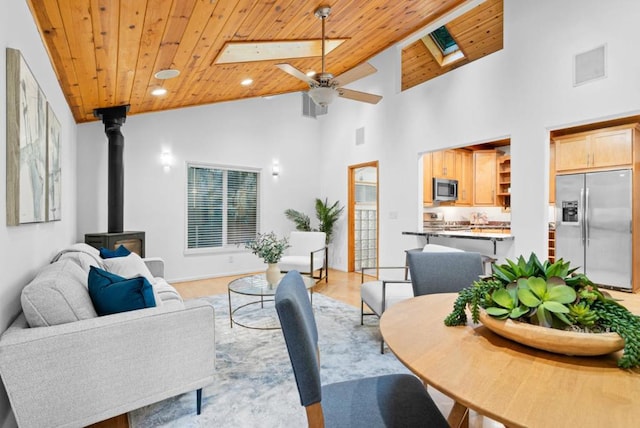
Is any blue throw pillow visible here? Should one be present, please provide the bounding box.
[99,245,131,259]
[88,266,156,316]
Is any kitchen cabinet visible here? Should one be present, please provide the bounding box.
[496,155,510,211]
[473,150,497,205]
[432,150,456,178]
[554,125,633,173]
[423,153,433,204]
[455,150,473,206]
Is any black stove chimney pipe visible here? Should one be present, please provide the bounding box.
[93,105,130,234]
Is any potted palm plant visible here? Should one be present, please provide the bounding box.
[284,198,344,244]
[445,253,640,369]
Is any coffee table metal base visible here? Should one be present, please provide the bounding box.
[227,273,315,330]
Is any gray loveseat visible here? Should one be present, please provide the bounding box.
[0,244,215,428]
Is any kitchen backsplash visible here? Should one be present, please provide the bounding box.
[423,206,511,223]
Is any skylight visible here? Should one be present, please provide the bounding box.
[430,26,460,56]
[421,25,465,67]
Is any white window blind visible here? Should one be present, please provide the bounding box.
[187,164,259,250]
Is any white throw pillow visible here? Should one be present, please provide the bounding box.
[102,253,155,283]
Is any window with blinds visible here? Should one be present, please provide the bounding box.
[187,164,259,250]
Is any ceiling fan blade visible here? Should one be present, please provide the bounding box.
[276,63,317,85]
[333,62,377,87]
[338,88,382,104]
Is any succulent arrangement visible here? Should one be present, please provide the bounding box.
[444,253,640,369]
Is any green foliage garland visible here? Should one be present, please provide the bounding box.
[444,253,640,369]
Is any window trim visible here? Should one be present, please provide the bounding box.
[184,162,261,255]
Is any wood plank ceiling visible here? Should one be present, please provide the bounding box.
[26,0,503,123]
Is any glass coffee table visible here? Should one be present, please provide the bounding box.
[227,273,316,330]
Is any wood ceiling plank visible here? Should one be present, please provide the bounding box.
[168,0,261,109]
[127,0,174,115]
[115,0,146,108]
[57,0,101,120]
[145,0,199,112]
[91,0,120,109]
[27,0,84,120]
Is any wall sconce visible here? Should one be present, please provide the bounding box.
[272,161,280,177]
[161,151,173,171]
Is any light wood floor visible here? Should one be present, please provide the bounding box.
[89,269,365,428]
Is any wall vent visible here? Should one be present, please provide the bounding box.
[573,44,606,86]
[355,127,365,145]
[302,92,327,118]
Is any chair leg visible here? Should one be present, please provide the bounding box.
[196,388,202,415]
[380,337,385,354]
[360,300,364,325]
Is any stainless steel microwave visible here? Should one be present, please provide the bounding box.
[433,177,458,201]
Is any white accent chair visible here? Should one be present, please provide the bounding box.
[360,244,464,353]
[279,231,328,283]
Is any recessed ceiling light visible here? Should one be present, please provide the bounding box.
[151,87,168,96]
[154,69,180,80]
[241,78,253,86]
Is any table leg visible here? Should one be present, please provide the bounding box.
[228,289,233,328]
[448,401,469,428]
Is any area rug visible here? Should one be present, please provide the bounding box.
[128,292,418,427]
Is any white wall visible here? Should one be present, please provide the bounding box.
[319,0,640,269]
[76,95,322,281]
[0,2,78,426]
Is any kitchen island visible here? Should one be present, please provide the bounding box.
[403,230,514,255]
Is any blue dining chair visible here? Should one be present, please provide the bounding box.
[275,270,448,427]
[407,251,485,296]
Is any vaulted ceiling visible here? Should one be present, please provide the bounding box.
[27,0,503,123]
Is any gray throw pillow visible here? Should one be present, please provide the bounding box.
[21,259,98,327]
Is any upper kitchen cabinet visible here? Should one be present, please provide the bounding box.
[432,150,457,178]
[473,150,498,205]
[455,150,473,206]
[423,153,433,205]
[554,125,634,173]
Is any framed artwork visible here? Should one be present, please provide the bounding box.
[46,102,61,221]
[6,48,47,225]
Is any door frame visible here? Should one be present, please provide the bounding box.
[348,161,379,272]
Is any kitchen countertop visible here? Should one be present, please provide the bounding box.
[403,230,514,254]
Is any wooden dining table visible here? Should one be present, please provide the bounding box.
[379,292,640,428]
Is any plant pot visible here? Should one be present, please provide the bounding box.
[266,263,280,286]
[478,309,625,356]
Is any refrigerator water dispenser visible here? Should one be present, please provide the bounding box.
[561,200,579,224]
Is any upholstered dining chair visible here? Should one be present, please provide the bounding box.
[275,271,448,428]
[406,250,485,297]
[361,244,465,353]
[279,231,328,283]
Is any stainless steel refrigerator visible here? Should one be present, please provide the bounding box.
[555,169,632,290]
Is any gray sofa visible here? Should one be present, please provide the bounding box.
[0,244,215,428]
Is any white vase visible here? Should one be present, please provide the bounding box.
[266,263,280,286]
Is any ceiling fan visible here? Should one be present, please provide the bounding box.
[276,6,383,109]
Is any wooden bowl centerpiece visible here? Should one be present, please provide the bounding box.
[477,309,624,356]
[445,253,640,368]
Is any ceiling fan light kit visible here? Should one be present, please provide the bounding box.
[308,86,338,107]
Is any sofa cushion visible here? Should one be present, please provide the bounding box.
[88,267,156,316]
[102,253,154,282]
[21,259,98,328]
[99,245,131,259]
